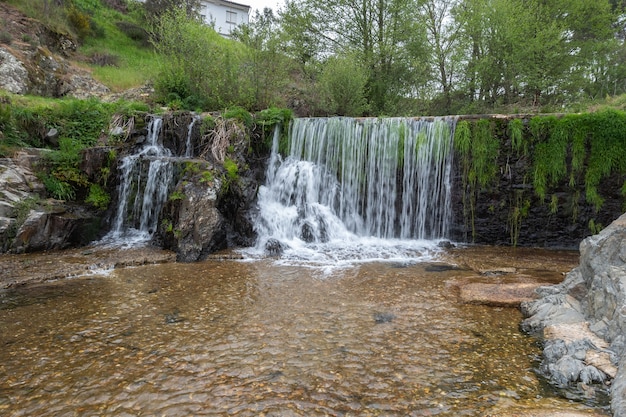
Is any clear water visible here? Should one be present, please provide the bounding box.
[0,248,608,416]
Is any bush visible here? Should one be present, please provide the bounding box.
[85,183,110,210]
[151,8,254,111]
[319,54,369,116]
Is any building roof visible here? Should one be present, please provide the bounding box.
[204,0,251,12]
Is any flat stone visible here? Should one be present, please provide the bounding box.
[543,322,609,349]
[458,282,544,307]
[586,350,617,378]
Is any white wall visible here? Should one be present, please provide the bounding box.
[199,0,250,37]
[132,0,250,38]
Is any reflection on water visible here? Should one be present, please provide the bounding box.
[0,250,608,416]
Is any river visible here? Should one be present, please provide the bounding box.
[0,246,609,416]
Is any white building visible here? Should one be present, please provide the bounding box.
[200,0,250,37]
[134,0,250,38]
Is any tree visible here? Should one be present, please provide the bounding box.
[232,8,290,110]
[279,0,429,114]
[420,0,464,114]
[319,55,369,116]
[150,8,253,110]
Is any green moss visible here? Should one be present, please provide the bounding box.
[224,157,239,181]
[472,119,499,188]
[223,106,253,128]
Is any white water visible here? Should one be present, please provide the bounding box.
[184,115,199,157]
[101,116,174,246]
[251,117,456,266]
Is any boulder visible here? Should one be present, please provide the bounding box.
[521,212,626,414]
[159,177,227,262]
[0,47,28,94]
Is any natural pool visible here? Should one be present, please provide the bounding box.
[0,247,609,416]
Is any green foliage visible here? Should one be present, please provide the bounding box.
[508,119,525,156]
[318,54,369,116]
[509,192,531,246]
[549,194,559,215]
[223,106,253,128]
[256,107,293,127]
[151,8,254,111]
[472,120,499,188]
[588,219,604,235]
[67,6,93,40]
[161,218,174,233]
[43,175,76,201]
[453,120,472,156]
[200,170,214,184]
[85,184,110,210]
[0,31,12,45]
[168,190,185,201]
[527,110,626,211]
[223,157,239,181]
[531,116,566,201]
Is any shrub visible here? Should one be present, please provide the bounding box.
[0,31,12,45]
[85,184,110,210]
[43,175,76,201]
[318,54,369,116]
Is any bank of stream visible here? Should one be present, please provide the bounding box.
[0,245,609,416]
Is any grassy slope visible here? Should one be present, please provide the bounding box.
[2,0,159,92]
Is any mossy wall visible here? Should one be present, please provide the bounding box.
[450,110,626,248]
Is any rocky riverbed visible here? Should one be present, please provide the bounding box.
[0,245,175,289]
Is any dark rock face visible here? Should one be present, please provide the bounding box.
[0,152,103,253]
[521,213,626,414]
[448,141,624,249]
[159,178,226,263]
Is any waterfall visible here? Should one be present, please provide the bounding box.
[103,116,175,245]
[253,117,456,263]
[184,115,200,158]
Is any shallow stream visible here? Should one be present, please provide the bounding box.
[0,247,609,416]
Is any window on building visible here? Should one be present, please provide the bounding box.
[226,10,237,24]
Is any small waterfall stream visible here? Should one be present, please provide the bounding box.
[102,116,175,245]
[253,117,456,264]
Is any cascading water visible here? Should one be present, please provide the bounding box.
[253,117,456,264]
[184,115,200,158]
[102,116,175,245]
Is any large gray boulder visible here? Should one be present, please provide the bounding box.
[0,151,101,253]
[0,47,28,94]
[159,175,227,262]
[521,213,626,415]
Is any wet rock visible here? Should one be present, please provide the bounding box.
[301,222,315,243]
[162,178,226,263]
[424,263,461,272]
[522,212,626,410]
[265,238,286,257]
[437,240,455,249]
[374,312,396,324]
[457,282,544,307]
[164,308,185,324]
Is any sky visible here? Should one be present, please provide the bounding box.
[243,0,285,14]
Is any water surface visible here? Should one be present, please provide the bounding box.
[0,248,608,416]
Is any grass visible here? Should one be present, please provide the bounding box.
[79,6,160,91]
[4,0,159,92]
